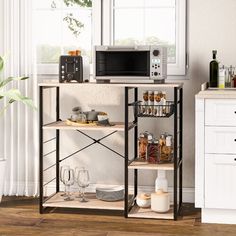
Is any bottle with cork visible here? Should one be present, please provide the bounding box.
[209,50,219,88]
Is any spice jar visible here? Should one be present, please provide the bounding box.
[147,139,159,164]
[162,91,167,116]
[142,91,149,114]
[148,91,154,115]
[159,134,173,163]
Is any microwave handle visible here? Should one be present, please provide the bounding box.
[104,46,142,51]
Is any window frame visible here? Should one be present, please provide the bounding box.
[35,1,98,76]
[35,0,186,77]
[101,0,187,77]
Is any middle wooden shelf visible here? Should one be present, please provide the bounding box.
[43,120,129,131]
[128,160,174,170]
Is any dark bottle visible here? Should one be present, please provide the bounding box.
[209,50,218,87]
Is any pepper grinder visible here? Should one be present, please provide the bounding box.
[155,170,168,192]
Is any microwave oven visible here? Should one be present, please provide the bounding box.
[94,45,167,83]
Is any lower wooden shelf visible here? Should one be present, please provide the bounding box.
[128,204,174,219]
[43,192,124,211]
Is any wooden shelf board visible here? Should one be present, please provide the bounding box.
[128,160,174,170]
[43,192,124,210]
[128,204,174,219]
[43,121,126,131]
[38,81,183,88]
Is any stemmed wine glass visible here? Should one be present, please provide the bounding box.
[60,165,70,196]
[62,168,75,201]
[74,167,82,198]
[77,168,90,202]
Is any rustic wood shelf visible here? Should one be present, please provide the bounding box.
[43,121,126,131]
[128,204,174,220]
[39,81,183,88]
[128,160,174,170]
[39,82,183,220]
[43,192,124,210]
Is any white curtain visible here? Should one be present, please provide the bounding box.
[1,0,38,196]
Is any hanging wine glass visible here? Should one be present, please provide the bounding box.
[77,168,90,202]
[62,168,75,201]
[60,165,70,197]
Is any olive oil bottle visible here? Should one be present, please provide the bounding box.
[209,50,218,87]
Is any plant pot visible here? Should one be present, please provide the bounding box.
[0,159,6,203]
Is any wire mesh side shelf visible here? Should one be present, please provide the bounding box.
[131,101,174,118]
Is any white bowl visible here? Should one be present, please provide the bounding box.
[136,193,151,208]
[96,186,124,202]
[97,115,108,121]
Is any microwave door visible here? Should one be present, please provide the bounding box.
[96,51,150,77]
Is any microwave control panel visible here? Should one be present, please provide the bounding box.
[150,46,167,81]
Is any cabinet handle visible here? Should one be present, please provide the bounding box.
[234,158,236,161]
[234,139,236,142]
[235,111,236,114]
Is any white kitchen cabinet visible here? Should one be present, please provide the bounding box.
[196,89,236,224]
[205,99,236,126]
[205,126,236,154]
[205,154,236,209]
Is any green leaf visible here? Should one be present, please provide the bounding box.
[0,76,29,88]
[0,89,37,110]
[0,56,3,72]
[9,99,15,104]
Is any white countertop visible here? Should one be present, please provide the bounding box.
[196,84,236,99]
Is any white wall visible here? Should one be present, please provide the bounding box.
[42,0,236,198]
[182,0,236,188]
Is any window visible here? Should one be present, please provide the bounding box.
[33,0,93,75]
[33,0,186,76]
[102,0,186,76]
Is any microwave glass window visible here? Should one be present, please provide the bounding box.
[96,51,150,76]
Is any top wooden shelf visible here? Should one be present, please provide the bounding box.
[38,80,183,88]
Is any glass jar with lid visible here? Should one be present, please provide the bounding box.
[147,138,159,164]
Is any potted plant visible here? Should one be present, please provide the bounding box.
[0,56,36,202]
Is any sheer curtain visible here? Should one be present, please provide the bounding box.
[1,0,38,196]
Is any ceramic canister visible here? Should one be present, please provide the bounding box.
[151,189,170,213]
[136,193,151,208]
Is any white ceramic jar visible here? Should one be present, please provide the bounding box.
[151,189,170,213]
[136,193,151,208]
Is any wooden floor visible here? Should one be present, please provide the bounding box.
[1,197,236,236]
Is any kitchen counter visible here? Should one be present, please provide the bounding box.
[196,83,236,98]
[195,84,236,224]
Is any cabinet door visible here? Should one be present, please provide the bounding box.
[205,99,236,126]
[205,154,236,209]
[205,126,236,154]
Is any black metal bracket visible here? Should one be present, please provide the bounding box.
[59,129,125,164]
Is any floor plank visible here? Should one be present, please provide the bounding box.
[0,196,236,236]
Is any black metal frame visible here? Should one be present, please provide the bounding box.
[124,86,183,220]
[39,84,183,220]
[39,85,126,214]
